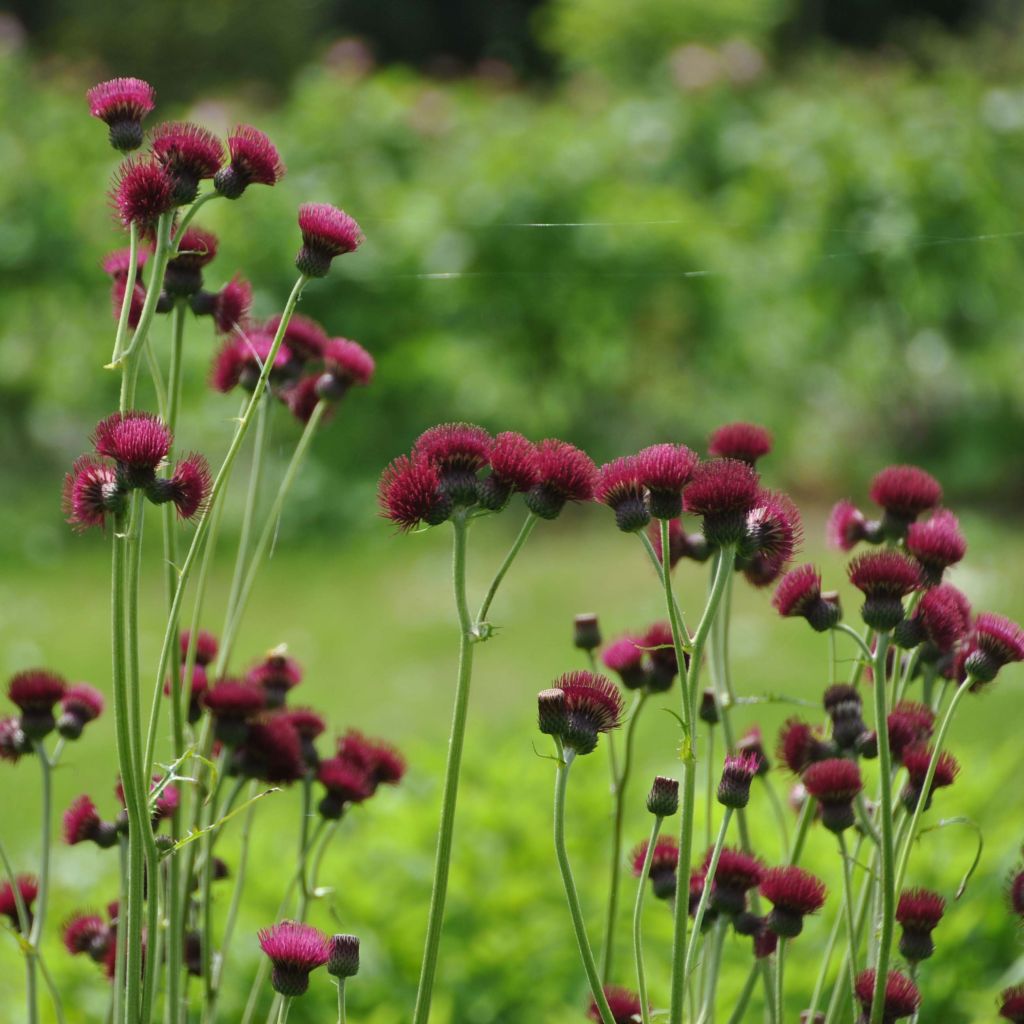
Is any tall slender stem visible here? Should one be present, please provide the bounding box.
[868,632,895,1024]
[774,941,786,1024]
[110,222,139,364]
[699,919,727,1024]
[551,744,615,1024]
[632,816,662,1024]
[337,979,347,1024]
[838,832,860,1004]
[704,725,715,849]
[601,692,647,982]
[788,796,814,865]
[682,807,733,985]
[411,512,476,1024]
[476,512,537,626]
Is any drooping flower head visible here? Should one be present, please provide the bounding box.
[413,423,493,507]
[524,439,598,520]
[684,458,761,547]
[588,986,647,1024]
[548,670,624,755]
[854,969,921,1023]
[635,443,699,519]
[336,730,407,791]
[58,683,105,739]
[602,636,647,690]
[215,125,286,199]
[771,564,841,632]
[93,411,172,488]
[900,744,959,812]
[316,757,372,819]
[847,551,921,632]
[477,431,540,511]
[87,78,155,151]
[295,203,364,277]
[378,454,450,531]
[63,456,124,532]
[759,865,827,937]
[717,752,761,809]
[149,121,224,205]
[110,157,176,236]
[164,226,219,297]
[964,612,1024,685]
[907,584,972,657]
[246,650,303,709]
[210,275,253,335]
[905,510,966,584]
[738,490,803,587]
[777,717,832,775]
[145,453,211,521]
[8,669,67,740]
[707,422,772,465]
[211,332,295,395]
[202,681,265,746]
[827,500,872,551]
[869,465,942,538]
[63,913,110,959]
[0,876,39,931]
[802,759,863,833]
[257,921,332,997]
[886,701,934,763]
[631,835,679,900]
[704,846,764,916]
[317,338,375,402]
[895,888,945,962]
[596,456,649,533]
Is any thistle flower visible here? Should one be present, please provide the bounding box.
[739,490,803,587]
[286,707,327,768]
[317,337,376,402]
[1000,986,1024,1024]
[62,457,121,532]
[641,621,679,692]
[184,931,203,976]
[265,312,328,362]
[635,443,699,519]
[759,865,827,937]
[596,456,649,533]
[896,888,944,962]
[905,510,966,584]
[524,439,598,520]
[717,752,761,809]
[802,759,863,833]
[900,744,959,812]
[93,411,172,488]
[211,333,295,394]
[87,77,155,151]
[917,584,971,654]
[164,226,219,297]
[234,715,306,785]
[964,612,1024,684]
[601,637,647,690]
[772,564,841,632]
[8,669,66,740]
[777,717,832,775]
[854,969,921,1023]
[549,670,624,755]
[631,836,679,900]
[215,125,286,198]
[646,775,679,817]
[316,757,372,819]
[102,245,151,280]
[704,846,764,915]
[63,913,110,959]
[336,730,406,790]
[164,663,208,725]
[57,683,104,739]
[0,716,29,763]
[150,121,224,205]
[822,683,868,751]
[707,422,772,465]
[847,551,921,632]
[752,918,778,958]
[210,275,253,334]
[886,701,934,763]
[477,431,540,511]
[573,613,601,652]
[257,921,332,997]
[413,422,493,506]
[827,500,871,551]
[869,465,942,538]
[202,681,265,746]
[110,157,176,235]
[0,875,38,931]
[295,203,364,277]
[111,277,146,330]
[246,650,303,709]
[282,375,321,425]
[684,458,761,547]
[116,774,181,825]
[378,454,450,531]
[182,629,218,666]
[63,794,117,848]
[588,986,647,1024]
[327,933,360,978]
[148,453,211,521]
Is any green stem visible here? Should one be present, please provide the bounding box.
[172,191,218,244]
[762,777,790,860]
[774,939,785,1024]
[640,527,689,641]
[699,919,727,1024]
[682,807,733,985]
[113,839,127,1024]
[806,884,845,1020]
[601,691,647,983]
[411,512,476,1024]
[110,222,139,364]
[475,512,538,626]
[704,725,714,850]
[788,796,814,865]
[1,837,36,1022]
[337,979,347,1024]
[833,623,875,664]
[838,832,860,1006]
[632,816,662,1024]
[277,996,291,1024]
[868,632,895,1024]
[551,744,615,1024]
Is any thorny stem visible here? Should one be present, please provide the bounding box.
[632,816,662,1024]
[412,511,476,1024]
[110,222,139,364]
[682,807,734,986]
[476,511,538,627]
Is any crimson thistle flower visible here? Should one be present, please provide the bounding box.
[631,835,679,900]
[265,312,328,361]
[93,410,171,488]
[56,683,104,740]
[648,518,709,568]
[854,968,921,1023]
[257,921,332,997]
[896,582,971,654]
[87,77,155,151]
[847,551,921,632]
[601,636,647,690]
[589,986,647,1024]
[63,913,110,960]
[63,795,118,848]
[596,456,649,533]
[295,203,364,277]
[1001,986,1024,1024]
[110,157,176,235]
[895,887,944,962]
[215,124,286,198]
[414,422,493,507]
[802,758,863,833]
[684,457,760,547]
[336,730,407,791]
[760,865,826,937]
[827,499,873,551]
[164,225,218,297]
[525,439,597,519]
[905,509,966,584]
[703,846,764,915]
[641,621,679,692]
[202,680,265,746]
[547,670,624,755]
[738,489,803,586]
[210,275,253,334]
[317,337,376,402]
[900,744,959,812]
[182,628,218,666]
[707,422,772,465]
[286,707,327,768]
[234,715,306,784]
[777,717,832,775]
[164,662,208,724]
[8,669,66,740]
[147,452,212,521]
[869,464,942,539]
[149,121,224,205]
[246,650,303,709]
[378,454,450,530]
[885,701,934,763]
[772,564,842,632]
[964,612,1024,684]
[0,875,38,931]
[717,752,760,809]
[635,442,699,519]
[477,431,540,511]
[316,756,371,818]
[211,332,295,394]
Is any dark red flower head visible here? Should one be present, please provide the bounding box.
[478,431,540,511]
[525,439,598,520]
[286,708,326,740]
[282,375,322,425]
[705,846,764,915]
[848,551,922,631]
[900,744,959,812]
[63,455,123,532]
[317,757,372,818]
[777,717,831,775]
[740,490,803,586]
[916,584,972,654]
[378,454,449,531]
[717,752,761,809]
[760,865,827,937]
[0,716,28,763]
[63,794,104,845]
[552,670,624,755]
[707,422,772,465]
[102,245,150,280]
[246,651,303,709]
[9,669,66,739]
[203,681,264,746]
[296,203,364,277]
[737,726,770,776]
[414,422,492,506]
[265,313,328,362]
[336,730,407,789]
[684,458,761,546]
[972,613,1024,672]
[771,564,841,632]
[869,465,942,525]
[63,913,109,956]
[905,510,966,583]
[1007,861,1024,918]
[827,500,870,551]
[215,125,286,199]
[0,876,39,930]
[596,456,649,533]
[234,715,306,785]
[171,226,219,270]
[1001,985,1024,1024]
[322,337,375,389]
[602,636,647,691]
[636,443,700,519]
[212,275,253,335]
[182,629,218,667]
[150,121,224,204]
[87,78,155,150]
[161,453,212,521]
[93,411,172,481]
[589,986,646,1024]
[58,683,104,738]
[211,332,294,394]
[886,701,934,762]
[895,888,945,961]
[117,774,181,823]
[854,969,920,1023]
[111,157,176,235]
[631,835,679,895]
[802,759,863,833]
[258,921,332,997]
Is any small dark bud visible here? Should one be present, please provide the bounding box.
[156,291,175,314]
[646,775,679,817]
[327,934,360,978]
[573,614,602,652]
[315,373,350,402]
[537,689,567,736]
[808,593,842,632]
[767,906,805,938]
[699,690,720,725]
[860,596,906,633]
[899,930,934,963]
[855,730,878,759]
[733,911,761,937]
[56,712,84,740]
[476,474,513,512]
[213,166,245,199]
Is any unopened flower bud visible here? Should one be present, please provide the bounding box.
[537,689,567,736]
[328,933,360,978]
[646,775,679,817]
[573,614,602,652]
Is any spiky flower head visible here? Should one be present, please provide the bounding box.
[886,701,934,763]
[965,612,1024,684]
[777,717,832,775]
[102,245,151,280]
[635,443,699,519]
[771,564,841,632]
[802,759,863,833]
[146,453,211,521]
[913,584,972,655]
[759,865,827,937]
[58,683,105,739]
[631,835,679,899]
[905,510,966,584]
[87,78,155,150]
[327,934,360,978]
[182,629,218,667]
[62,794,117,848]
[265,313,328,362]
[150,121,224,204]
[0,875,38,931]
[705,846,764,916]
[895,888,945,962]
[246,649,303,709]
[211,332,295,394]
[203,681,264,746]
[63,913,110,958]
[847,551,921,631]
[900,744,959,812]
[596,456,650,533]
[8,669,66,739]
[1000,985,1024,1024]
[378,454,450,531]
[478,431,540,511]
[336,730,407,790]
[234,715,306,785]
[257,921,332,997]
[854,969,921,1023]
[717,752,761,809]
[93,411,172,487]
[296,203,364,277]
[318,337,375,400]
[589,986,646,1024]
[827,500,871,551]
[110,157,176,235]
[63,456,125,532]
[525,439,598,519]
[316,757,371,818]
[602,636,647,690]
[684,458,761,547]
[413,422,493,507]
[646,775,679,817]
[869,465,942,539]
[822,683,868,751]
[737,727,770,776]
[549,670,624,755]
[215,125,286,199]
[707,422,772,465]
[739,490,803,587]
[211,275,253,334]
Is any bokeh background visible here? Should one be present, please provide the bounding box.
[2,0,1024,1020]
